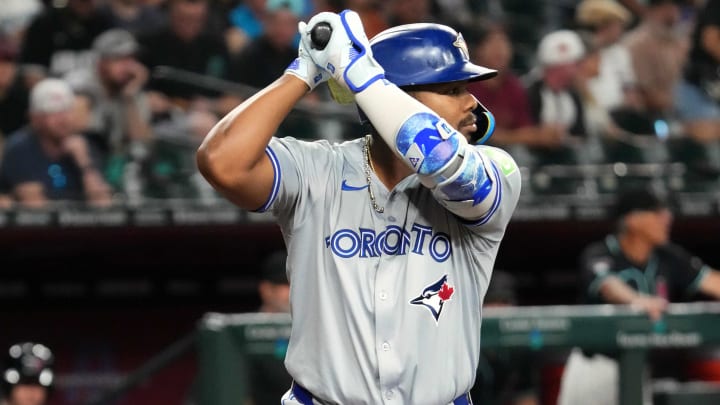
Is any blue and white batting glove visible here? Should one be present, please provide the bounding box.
[300,10,385,93]
[284,36,330,91]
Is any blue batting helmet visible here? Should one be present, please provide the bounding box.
[370,23,497,87]
[366,23,498,144]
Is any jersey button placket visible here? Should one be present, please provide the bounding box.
[383,191,397,223]
[375,258,400,404]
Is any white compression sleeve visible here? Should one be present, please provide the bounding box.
[354,80,433,143]
[354,80,467,183]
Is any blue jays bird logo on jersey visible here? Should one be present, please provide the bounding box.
[410,275,455,322]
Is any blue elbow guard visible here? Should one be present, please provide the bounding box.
[432,145,499,220]
[395,112,463,176]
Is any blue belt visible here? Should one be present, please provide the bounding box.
[291,382,473,404]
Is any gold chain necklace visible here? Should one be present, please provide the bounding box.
[363,135,385,213]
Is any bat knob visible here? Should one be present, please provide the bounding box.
[310,22,332,50]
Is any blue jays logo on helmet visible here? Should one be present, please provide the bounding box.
[453,33,470,61]
[410,275,455,322]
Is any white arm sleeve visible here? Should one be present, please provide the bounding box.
[355,80,467,181]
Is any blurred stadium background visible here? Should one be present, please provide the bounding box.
[1,0,719,404]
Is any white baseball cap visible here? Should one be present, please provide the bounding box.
[537,30,585,66]
[29,78,75,113]
[93,28,139,59]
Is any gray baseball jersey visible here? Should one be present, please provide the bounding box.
[262,135,521,405]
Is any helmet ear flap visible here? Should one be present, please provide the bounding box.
[358,96,497,145]
[471,102,496,145]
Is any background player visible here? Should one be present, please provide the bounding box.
[197,9,521,404]
[1,342,54,405]
[247,249,293,405]
[557,186,720,405]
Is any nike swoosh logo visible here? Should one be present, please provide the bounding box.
[341,180,368,191]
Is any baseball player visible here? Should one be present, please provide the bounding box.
[1,342,54,405]
[197,9,521,405]
[557,187,720,405]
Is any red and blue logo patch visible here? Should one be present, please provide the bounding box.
[410,275,455,322]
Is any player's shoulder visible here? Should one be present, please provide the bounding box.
[270,135,331,150]
[475,145,519,177]
[271,136,364,164]
[271,136,361,152]
[656,242,697,263]
[579,238,618,278]
[3,127,34,154]
[580,237,614,262]
[475,144,515,161]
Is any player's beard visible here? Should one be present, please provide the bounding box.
[458,113,477,138]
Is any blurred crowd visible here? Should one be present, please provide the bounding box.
[0,0,718,209]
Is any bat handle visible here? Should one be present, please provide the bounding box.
[310,22,332,50]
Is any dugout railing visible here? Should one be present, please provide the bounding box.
[195,303,720,405]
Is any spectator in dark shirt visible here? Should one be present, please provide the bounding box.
[227,0,268,54]
[0,37,29,142]
[0,78,112,208]
[19,0,114,84]
[137,0,231,107]
[674,0,720,144]
[134,0,237,162]
[95,0,167,36]
[228,0,304,89]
